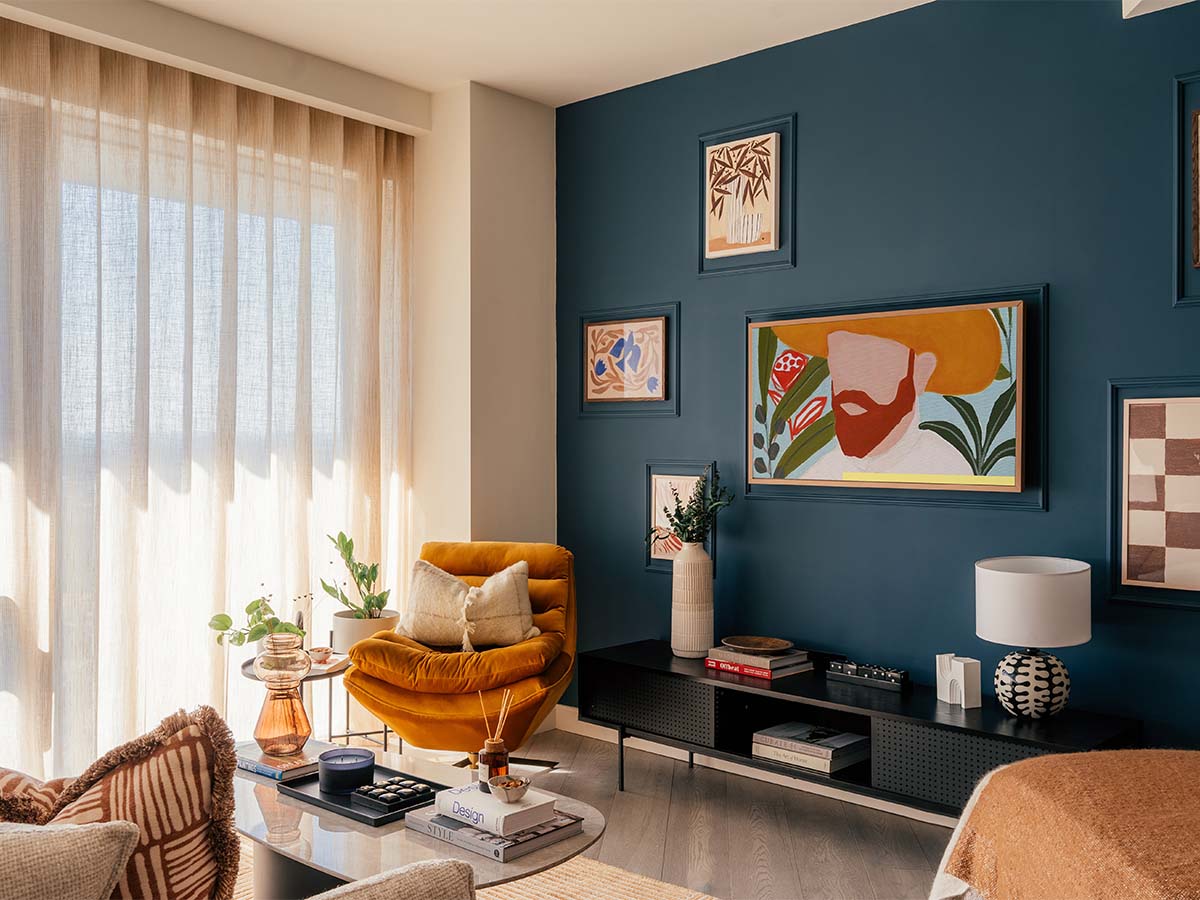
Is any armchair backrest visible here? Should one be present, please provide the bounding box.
[418,542,576,657]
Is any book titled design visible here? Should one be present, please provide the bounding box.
[235,738,341,781]
[405,806,584,862]
[751,740,870,773]
[751,723,869,758]
[704,657,814,680]
[433,782,557,837]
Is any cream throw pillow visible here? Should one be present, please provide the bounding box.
[400,559,540,651]
[0,821,140,900]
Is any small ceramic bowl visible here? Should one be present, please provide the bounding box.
[309,646,333,664]
[487,774,531,803]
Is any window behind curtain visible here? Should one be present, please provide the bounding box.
[0,19,412,778]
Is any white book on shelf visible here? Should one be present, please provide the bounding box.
[751,741,870,773]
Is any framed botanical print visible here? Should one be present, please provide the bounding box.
[645,459,716,573]
[699,114,795,277]
[580,302,679,418]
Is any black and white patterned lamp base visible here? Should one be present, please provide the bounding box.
[993,649,1070,718]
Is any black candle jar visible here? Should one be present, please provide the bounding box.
[317,747,375,794]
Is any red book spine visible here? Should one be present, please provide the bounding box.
[704,658,774,679]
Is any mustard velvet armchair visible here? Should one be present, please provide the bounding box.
[343,541,576,753]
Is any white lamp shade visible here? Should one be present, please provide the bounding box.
[975,556,1092,648]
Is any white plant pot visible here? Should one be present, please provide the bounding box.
[331,609,399,653]
[671,542,713,658]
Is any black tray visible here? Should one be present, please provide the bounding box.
[277,764,451,826]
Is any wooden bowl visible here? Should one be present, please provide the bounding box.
[720,635,794,655]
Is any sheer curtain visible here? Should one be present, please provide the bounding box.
[0,19,413,778]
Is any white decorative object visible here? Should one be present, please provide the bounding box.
[671,542,713,658]
[331,609,399,654]
[936,653,981,709]
[975,556,1092,718]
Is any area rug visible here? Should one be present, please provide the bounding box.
[234,837,713,900]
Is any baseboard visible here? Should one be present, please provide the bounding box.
[551,704,957,828]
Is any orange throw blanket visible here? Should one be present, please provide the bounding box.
[946,750,1200,900]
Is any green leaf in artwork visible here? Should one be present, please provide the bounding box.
[772,411,836,479]
[919,420,978,474]
[995,363,1011,381]
[757,327,778,407]
[983,381,1017,453]
[980,437,1017,475]
[944,396,983,460]
[768,357,830,440]
[990,307,1008,339]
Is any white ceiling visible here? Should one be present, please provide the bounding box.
[148,0,930,107]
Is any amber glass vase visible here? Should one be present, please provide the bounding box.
[252,633,312,756]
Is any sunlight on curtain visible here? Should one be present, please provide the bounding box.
[0,19,413,778]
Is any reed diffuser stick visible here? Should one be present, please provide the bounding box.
[477,690,493,740]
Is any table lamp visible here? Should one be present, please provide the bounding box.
[975,556,1091,719]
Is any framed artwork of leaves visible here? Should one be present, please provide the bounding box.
[699,115,795,277]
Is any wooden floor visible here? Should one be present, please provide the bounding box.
[519,728,952,900]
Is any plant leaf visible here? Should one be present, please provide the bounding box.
[208,613,233,632]
[944,396,983,462]
[247,623,269,643]
[769,357,830,439]
[230,632,246,647]
[983,381,1018,453]
[320,579,339,599]
[919,421,979,474]
[980,437,1017,475]
[773,412,837,478]
[757,327,778,408]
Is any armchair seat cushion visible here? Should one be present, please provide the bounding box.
[350,631,564,694]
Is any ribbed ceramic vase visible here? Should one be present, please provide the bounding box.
[671,542,713,658]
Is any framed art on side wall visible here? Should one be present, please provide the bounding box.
[1109,378,1200,608]
[646,460,716,573]
[1174,70,1200,306]
[580,302,680,418]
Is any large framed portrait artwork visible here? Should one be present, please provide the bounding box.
[747,291,1035,497]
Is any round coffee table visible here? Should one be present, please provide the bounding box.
[234,747,604,899]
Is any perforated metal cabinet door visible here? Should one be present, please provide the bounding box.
[579,661,717,748]
[871,717,1049,809]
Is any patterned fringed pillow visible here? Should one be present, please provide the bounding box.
[0,769,76,825]
[48,706,239,900]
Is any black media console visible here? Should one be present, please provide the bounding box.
[578,640,1141,815]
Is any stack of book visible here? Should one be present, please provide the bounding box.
[751,723,870,773]
[704,645,813,680]
[406,782,584,862]
[235,738,341,781]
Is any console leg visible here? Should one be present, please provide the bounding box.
[688,751,694,769]
[617,726,625,792]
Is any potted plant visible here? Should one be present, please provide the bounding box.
[647,464,733,658]
[320,531,398,652]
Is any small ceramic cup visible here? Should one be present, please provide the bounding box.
[308,646,333,664]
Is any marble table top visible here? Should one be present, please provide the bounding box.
[233,747,605,888]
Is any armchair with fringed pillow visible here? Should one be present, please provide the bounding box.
[343,542,576,754]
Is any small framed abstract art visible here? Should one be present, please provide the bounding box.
[1109,378,1200,608]
[580,302,680,417]
[699,114,795,277]
[646,460,716,573]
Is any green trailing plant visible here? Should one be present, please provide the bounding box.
[646,464,734,549]
[208,594,306,646]
[320,531,390,619]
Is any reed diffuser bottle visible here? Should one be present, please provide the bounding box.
[477,689,516,793]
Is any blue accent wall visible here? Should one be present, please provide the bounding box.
[556,0,1200,743]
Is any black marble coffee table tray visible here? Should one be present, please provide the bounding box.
[276,764,451,826]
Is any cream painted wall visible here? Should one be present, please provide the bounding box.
[411,82,557,557]
[412,84,474,552]
[468,83,557,543]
